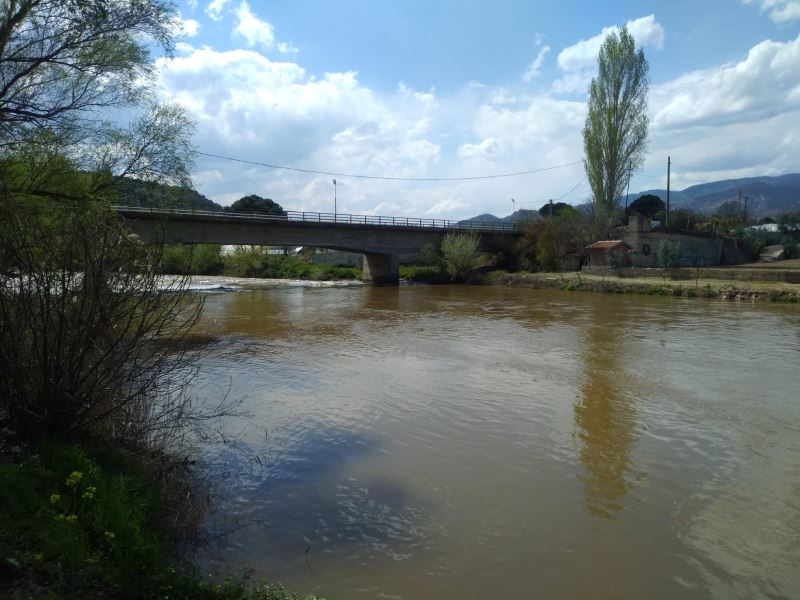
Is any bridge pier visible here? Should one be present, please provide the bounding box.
[363,253,399,286]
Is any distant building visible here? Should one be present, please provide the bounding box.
[584,240,632,267]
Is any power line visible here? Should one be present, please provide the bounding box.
[193,150,584,182]
[553,175,586,201]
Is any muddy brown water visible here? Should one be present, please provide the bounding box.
[189,283,800,599]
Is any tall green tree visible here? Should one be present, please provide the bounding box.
[583,26,649,223]
[0,0,192,190]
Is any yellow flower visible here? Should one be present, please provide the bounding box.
[54,514,66,522]
[65,514,78,523]
[81,486,97,500]
[49,493,61,504]
[65,471,83,487]
[104,531,115,540]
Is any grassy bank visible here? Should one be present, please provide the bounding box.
[0,442,322,600]
[488,270,800,303]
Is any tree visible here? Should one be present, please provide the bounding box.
[441,231,479,280]
[583,26,649,223]
[626,194,663,218]
[226,194,286,216]
[0,1,233,450]
[714,200,740,220]
[657,239,681,280]
[538,202,574,218]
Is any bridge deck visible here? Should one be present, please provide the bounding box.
[113,206,520,234]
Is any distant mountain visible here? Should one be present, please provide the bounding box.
[460,213,502,223]
[116,177,224,211]
[461,209,540,224]
[624,173,800,217]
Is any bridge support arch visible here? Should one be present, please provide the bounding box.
[363,253,399,286]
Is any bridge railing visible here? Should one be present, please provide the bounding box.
[112,205,520,232]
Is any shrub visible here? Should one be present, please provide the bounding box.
[781,235,800,259]
[0,442,324,599]
[0,198,225,449]
[161,244,225,275]
[742,230,767,260]
[441,231,479,280]
[656,239,681,281]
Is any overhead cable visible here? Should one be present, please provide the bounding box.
[194,150,584,182]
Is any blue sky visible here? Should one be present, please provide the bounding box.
[161,0,800,218]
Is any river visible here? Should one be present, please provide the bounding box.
[188,281,800,600]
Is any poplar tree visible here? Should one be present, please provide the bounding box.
[583,26,649,223]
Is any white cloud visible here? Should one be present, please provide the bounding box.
[187,0,198,9]
[233,1,274,48]
[277,41,299,54]
[523,45,550,82]
[206,0,230,21]
[554,15,665,94]
[174,17,200,37]
[458,138,499,160]
[233,2,297,53]
[651,33,800,129]
[153,31,799,219]
[745,0,800,23]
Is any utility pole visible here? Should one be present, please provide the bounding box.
[333,178,337,220]
[743,195,749,226]
[666,156,671,228]
[549,199,554,217]
[511,198,515,215]
[738,189,742,223]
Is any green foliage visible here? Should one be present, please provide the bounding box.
[226,195,286,216]
[742,229,767,260]
[416,242,442,267]
[258,255,359,281]
[780,235,799,259]
[224,246,267,277]
[777,212,800,227]
[626,194,664,218]
[657,239,681,279]
[516,208,590,272]
[665,208,701,231]
[161,244,225,275]
[583,26,649,219]
[223,249,359,281]
[441,231,479,280]
[714,200,740,221]
[0,195,204,444]
[510,209,539,230]
[538,202,574,218]
[0,443,324,599]
[399,265,450,283]
[116,178,223,211]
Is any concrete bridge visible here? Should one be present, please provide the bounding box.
[115,206,523,285]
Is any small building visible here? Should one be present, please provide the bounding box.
[584,240,632,268]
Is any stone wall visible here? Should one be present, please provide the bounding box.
[623,216,748,267]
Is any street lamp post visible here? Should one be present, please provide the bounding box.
[333,178,337,221]
[511,198,515,215]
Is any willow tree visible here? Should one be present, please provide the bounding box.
[0,1,226,450]
[583,26,649,224]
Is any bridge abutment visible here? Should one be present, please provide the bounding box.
[363,253,399,286]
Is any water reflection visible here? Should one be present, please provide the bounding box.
[190,284,800,599]
[574,302,639,519]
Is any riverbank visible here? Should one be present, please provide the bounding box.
[488,270,800,302]
[0,440,324,599]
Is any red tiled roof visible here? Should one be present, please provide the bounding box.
[585,240,631,250]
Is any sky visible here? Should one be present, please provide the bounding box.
[158,0,800,219]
